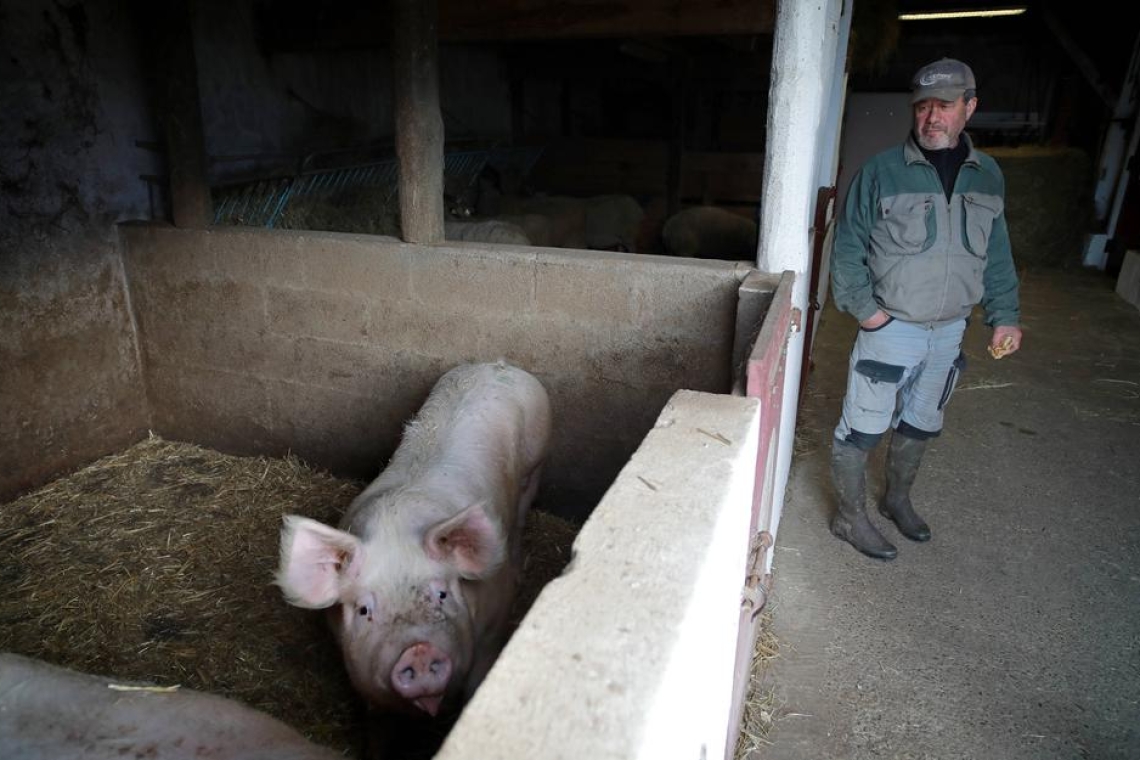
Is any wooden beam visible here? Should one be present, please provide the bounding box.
[440,0,774,40]
[667,56,691,217]
[1041,9,1116,109]
[134,0,212,227]
[392,0,445,243]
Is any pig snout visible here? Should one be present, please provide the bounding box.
[392,642,453,716]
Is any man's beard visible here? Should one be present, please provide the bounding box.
[918,129,953,150]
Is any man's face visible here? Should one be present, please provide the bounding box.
[913,96,977,150]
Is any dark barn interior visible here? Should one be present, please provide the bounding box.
[2,0,1139,759]
[4,0,1135,503]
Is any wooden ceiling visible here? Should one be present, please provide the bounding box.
[439,0,776,41]
[255,0,776,54]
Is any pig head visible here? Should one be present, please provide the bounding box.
[276,362,551,717]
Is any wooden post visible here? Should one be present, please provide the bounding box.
[135,0,212,228]
[666,55,691,218]
[510,74,526,145]
[392,0,445,243]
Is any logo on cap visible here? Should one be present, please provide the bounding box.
[918,72,954,86]
[911,59,975,102]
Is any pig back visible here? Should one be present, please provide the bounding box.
[0,653,342,760]
[344,361,551,537]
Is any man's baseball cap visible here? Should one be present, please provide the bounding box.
[911,58,976,103]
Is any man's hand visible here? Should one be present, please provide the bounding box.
[859,310,891,330]
[989,325,1023,359]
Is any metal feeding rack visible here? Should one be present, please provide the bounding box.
[212,146,543,229]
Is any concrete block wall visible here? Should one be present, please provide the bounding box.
[0,1,158,503]
[120,224,757,521]
[0,243,149,502]
[436,390,762,760]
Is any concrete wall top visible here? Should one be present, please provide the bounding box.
[436,389,761,760]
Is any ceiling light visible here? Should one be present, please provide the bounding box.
[899,7,1027,21]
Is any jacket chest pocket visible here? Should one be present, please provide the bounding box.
[877,195,934,254]
[963,193,1002,256]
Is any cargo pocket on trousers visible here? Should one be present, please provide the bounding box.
[849,359,904,429]
[855,360,905,384]
[937,351,968,410]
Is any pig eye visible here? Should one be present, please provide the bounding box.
[427,581,450,606]
[354,593,376,622]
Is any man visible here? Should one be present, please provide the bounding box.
[828,58,1023,560]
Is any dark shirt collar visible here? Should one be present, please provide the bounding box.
[917,135,970,165]
[915,135,970,200]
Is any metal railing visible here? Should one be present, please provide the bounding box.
[212,146,543,229]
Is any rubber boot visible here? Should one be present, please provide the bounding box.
[879,432,932,542]
[830,439,897,560]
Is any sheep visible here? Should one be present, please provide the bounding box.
[444,219,532,246]
[497,194,645,252]
[661,206,758,260]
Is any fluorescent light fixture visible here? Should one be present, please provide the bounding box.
[899,7,1027,20]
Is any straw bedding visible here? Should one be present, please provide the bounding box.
[732,609,781,759]
[0,434,578,756]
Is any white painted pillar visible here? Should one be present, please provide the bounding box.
[757,0,849,572]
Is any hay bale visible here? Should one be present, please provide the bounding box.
[987,146,1093,268]
[0,434,579,757]
[277,186,401,236]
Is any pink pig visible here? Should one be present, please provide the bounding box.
[276,362,551,717]
[0,653,342,760]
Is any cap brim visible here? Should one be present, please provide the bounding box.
[911,87,968,103]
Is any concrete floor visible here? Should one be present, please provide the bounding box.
[760,268,1140,760]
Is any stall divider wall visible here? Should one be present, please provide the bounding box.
[118,223,762,522]
[727,269,797,753]
[434,389,763,760]
[0,243,150,502]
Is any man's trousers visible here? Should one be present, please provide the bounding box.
[833,316,968,446]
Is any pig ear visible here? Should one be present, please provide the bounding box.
[276,515,363,609]
[424,503,505,580]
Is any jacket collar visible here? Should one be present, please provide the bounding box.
[904,131,981,167]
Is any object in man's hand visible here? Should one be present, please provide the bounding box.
[988,335,1015,359]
